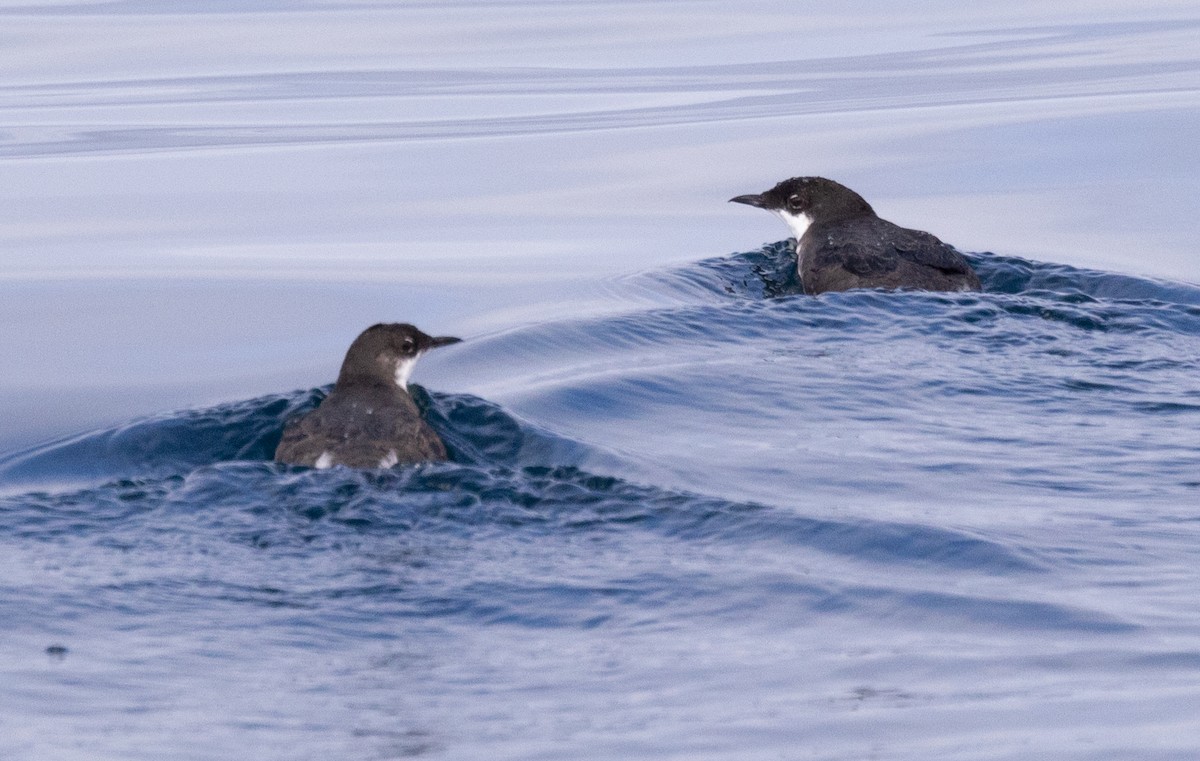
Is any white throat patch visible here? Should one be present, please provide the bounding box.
[394,354,420,390]
[774,208,813,241]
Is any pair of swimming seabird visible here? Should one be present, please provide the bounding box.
[276,177,981,469]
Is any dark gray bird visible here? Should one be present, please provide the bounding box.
[730,176,981,295]
[275,323,461,469]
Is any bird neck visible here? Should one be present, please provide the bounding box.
[815,191,874,224]
[334,368,411,394]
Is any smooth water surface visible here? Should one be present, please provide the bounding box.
[2,2,1200,759]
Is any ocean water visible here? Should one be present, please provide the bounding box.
[3,2,1200,759]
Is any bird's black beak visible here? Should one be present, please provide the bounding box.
[426,335,462,350]
[729,193,768,208]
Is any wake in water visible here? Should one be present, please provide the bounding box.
[4,242,1199,499]
[0,385,573,491]
[0,378,1043,585]
[656,239,1200,310]
[4,244,1200,761]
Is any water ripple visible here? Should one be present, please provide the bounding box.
[3,19,1198,157]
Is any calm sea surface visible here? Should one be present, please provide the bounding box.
[3,2,1200,759]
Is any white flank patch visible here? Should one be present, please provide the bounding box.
[774,208,813,241]
[394,355,419,390]
[378,450,399,469]
[314,451,334,469]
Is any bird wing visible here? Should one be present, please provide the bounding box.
[275,387,447,466]
[810,230,897,277]
[812,219,972,277]
[891,227,975,275]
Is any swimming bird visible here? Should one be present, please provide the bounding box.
[275,323,461,469]
[730,176,981,294]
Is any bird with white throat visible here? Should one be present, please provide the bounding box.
[275,323,461,469]
[730,176,981,295]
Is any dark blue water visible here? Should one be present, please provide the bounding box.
[5,246,1200,759]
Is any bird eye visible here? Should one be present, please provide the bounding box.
[401,339,415,352]
[787,194,803,212]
